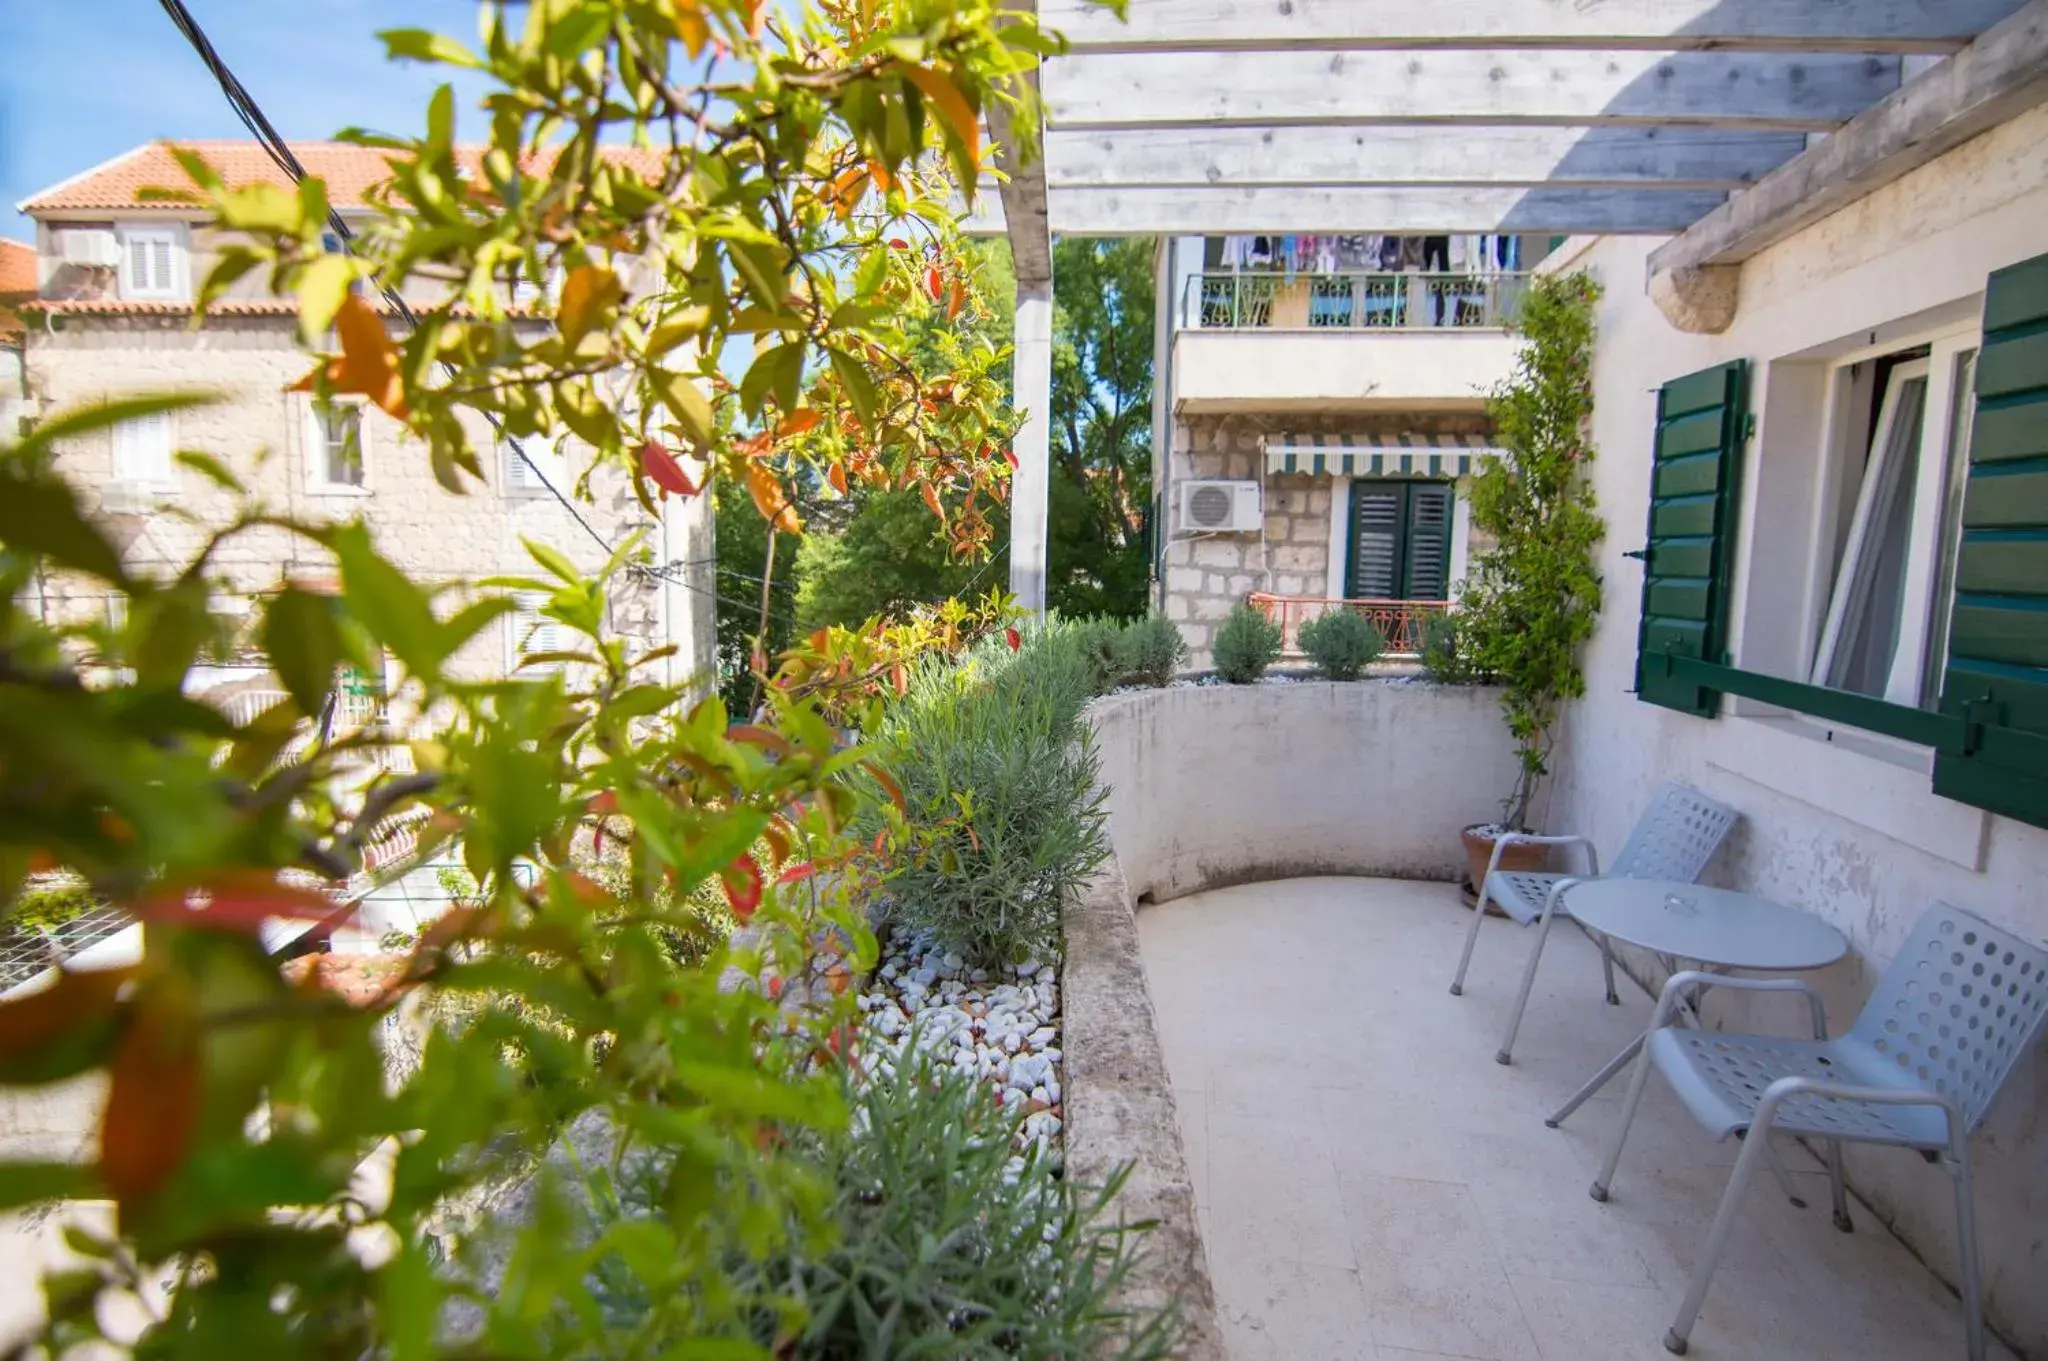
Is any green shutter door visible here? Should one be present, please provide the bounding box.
[1348,485,1404,598]
[1348,481,1454,599]
[1404,483,1454,600]
[1635,360,1749,715]
[1930,253,2048,828]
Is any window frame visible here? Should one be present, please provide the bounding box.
[502,435,570,498]
[507,591,568,673]
[304,398,371,495]
[116,222,189,301]
[111,409,177,493]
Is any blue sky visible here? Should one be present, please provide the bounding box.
[1,1,496,243]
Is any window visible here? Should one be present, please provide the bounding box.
[308,402,367,490]
[503,436,569,496]
[1804,335,1978,708]
[112,410,175,489]
[1346,481,1452,601]
[117,224,186,300]
[508,592,568,672]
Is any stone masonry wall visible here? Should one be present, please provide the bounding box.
[1162,411,1489,667]
[24,314,678,682]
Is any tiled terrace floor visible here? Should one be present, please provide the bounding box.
[1139,877,2011,1361]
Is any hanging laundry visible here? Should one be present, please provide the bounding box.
[1315,235,1339,273]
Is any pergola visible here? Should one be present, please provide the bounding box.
[981,0,2048,611]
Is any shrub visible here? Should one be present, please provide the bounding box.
[606,1045,1181,1359]
[3,880,99,935]
[1073,615,1129,695]
[1114,615,1187,688]
[1297,609,1384,681]
[1211,603,1283,684]
[874,627,1110,966]
[1420,613,1487,684]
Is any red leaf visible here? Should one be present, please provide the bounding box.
[639,441,699,497]
[721,855,764,921]
[776,862,817,886]
[101,1013,200,1209]
[1002,447,1018,470]
[0,966,136,1063]
[727,724,793,756]
[128,872,338,935]
[925,266,944,301]
[1004,627,1021,652]
[887,238,909,250]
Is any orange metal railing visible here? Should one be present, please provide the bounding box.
[1246,593,1449,659]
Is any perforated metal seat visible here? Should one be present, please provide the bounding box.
[1592,905,2048,1360]
[1449,782,1739,1065]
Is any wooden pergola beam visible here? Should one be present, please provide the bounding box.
[1038,0,2026,54]
[1048,126,1807,191]
[1653,0,2048,271]
[1036,185,1731,236]
[1045,50,1903,132]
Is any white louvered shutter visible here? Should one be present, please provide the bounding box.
[113,412,174,487]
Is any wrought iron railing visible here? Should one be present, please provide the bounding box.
[1184,271,1530,331]
[1247,593,1450,659]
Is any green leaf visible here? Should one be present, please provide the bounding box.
[443,598,516,656]
[0,1162,103,1214]
[297,253,358,341]
[851,247,888,300]
[657,1337,771,1360]
[0,466,131,587]
[829,349,878,427]
[545,1,613,58]
[379,28,483,68]
[217,182,306,236]
[174,449,244,493]
[522,537,581,585]
[134,580,212,686]
[426,84,456,152]
[17,393,217,462]
[651,370,715,450]
[671,1060,816,1121]
[724,239,786,311]
[262,587,341,716]
[332,523,446,678]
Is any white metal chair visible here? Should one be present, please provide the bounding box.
[1590,904,2048,1360]
[1449,783,1738,1065]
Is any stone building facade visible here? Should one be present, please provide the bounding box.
[1161,409,1492,666]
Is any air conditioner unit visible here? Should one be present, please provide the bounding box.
[1177,479,1263,533]
[55,228,120,269]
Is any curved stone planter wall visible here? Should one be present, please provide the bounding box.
[1089,680,1521,905]
[1061,680,1516,1359]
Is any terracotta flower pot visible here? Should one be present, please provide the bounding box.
[1460,823,1549,910]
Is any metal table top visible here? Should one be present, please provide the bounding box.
[1562,878,1848,973]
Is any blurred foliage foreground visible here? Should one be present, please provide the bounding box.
[0,0,1175,1355]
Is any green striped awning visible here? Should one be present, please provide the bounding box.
[1263,433,1500,478]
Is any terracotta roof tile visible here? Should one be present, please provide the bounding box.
[20,140,668,216]
[0,239,36,295]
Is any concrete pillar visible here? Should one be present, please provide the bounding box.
[1010,279,1054,614]
[659,458,719,700]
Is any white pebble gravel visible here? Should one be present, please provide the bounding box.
[858,927,1063,1166]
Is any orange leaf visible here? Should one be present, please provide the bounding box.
[924,266,944,302]
[775,409,822,438]
[100,1013,200,1209]
[670,0,711,55]
[746,463,801,535]
[639,441,699,497]
[890,663,908,695]
[864,760,905,814]
[128,872,339,935]
[919,481,944,521]
[331,294,407,418]
[826,460,848,496]
[557,264,621,348]
[900,64,981,172]
[720,855,763,921]
[727,723,793,756]
[0,966,135,1062]
[947,280,966,321]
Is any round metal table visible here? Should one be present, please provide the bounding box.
[1545,878,1848,1133]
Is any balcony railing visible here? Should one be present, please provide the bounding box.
[1184,271,1530,331]
[1248,593,1449,659]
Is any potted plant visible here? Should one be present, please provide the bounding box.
[1454,271,1605,899]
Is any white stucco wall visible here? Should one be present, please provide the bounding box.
[1088,681,1519,904]
[1552,100,2048,1355]
[1173,328,1515,414]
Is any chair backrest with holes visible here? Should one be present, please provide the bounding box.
[1847,905,2048,1134]
[1609,783,1739,883]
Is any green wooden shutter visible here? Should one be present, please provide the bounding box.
[1404,483,1454,600]
[1348,486,1403,598]
[1635,360,1749,715]
[1930,254,2048,828]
